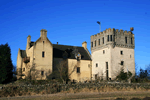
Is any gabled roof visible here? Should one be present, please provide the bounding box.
[53,44,91,60]
[20,50,27,58]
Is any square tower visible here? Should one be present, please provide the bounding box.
[91,28,135,80]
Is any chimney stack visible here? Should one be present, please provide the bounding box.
[82,41,87,49]
[40,29,47,39]
[57,42,58,45]
[26,35,31,50]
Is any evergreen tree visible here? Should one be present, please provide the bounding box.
[0,43,13,84]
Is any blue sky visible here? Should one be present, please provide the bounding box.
[0,0,150,74]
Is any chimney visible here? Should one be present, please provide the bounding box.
[57,42,58,45]
[40,29,47,39]
[26,35,31,50]
[82,41,87,49]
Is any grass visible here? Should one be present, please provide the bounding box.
[0,91,150,100]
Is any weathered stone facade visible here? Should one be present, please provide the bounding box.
[17,29,92,82]
[91,28,135,80]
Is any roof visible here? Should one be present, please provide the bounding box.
[20,50,27,58]
[53,44,91,60]
[30,41,34,48]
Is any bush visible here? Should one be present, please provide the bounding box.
[116,68,132,81]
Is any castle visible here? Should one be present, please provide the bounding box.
[91,28,135,80]
[17,28,135,82]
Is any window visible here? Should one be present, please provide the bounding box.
[95,74,98,80]
[77,57,80,61]
[121,61,124,65]
[99,39,100,45]
[103,37,104,44]
[96,63,98,67]
[106,62,108,80]
[91,42,93,47]
[110,35,112,41]
[95,40,96,47]
[42,51,45,57]
[120,51,123,55]
[103,50,105,54]
[125,37,127,44]
[41,71,44,76]
[131,38,133,44]
[43,41,44,44]
[130,55,131,58]
[107,35,109,41]
[106,62,108,70]
[77,67,80,73]
[23,68,25,71]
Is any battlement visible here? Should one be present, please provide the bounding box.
[91,28,134,39]
[91,28,135,52]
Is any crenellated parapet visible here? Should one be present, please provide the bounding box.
[91,28,135,52]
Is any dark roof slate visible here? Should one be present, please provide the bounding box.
[53,44,91,60]
[20,50,27,58]
[30,42,34,48]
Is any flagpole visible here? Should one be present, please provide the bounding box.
[97,21,101,33]
[100,24,101,33]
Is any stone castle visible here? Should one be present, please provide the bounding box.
[17,28,135,82]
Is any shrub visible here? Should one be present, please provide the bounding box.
[116,68,132,81]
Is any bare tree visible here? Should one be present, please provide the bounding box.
[56,59,77,84]
[26,63,40,81]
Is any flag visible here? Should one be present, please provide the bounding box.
[97,21,100,25]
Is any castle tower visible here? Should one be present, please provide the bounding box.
[91,28,135,80]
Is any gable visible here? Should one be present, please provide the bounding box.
[34,37,53,46]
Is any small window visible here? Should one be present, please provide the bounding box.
[77,67,80,73]
[96,63,98,67]
[125,37,127,44]
[103,50,105,54]
[99,39,100,45]
[77,57,80,61]
[120,51,123,55]
[107,35,109,41]
[42,51,45,57]
[131,38,133,44]
[95,40,96,47]
[110,35,112,41]
[121,61,124,65]
[41,71,44,76]
[95,74,98,80]
[130,55,131,58]
[91,42,93,47]
[23,68,25,71]
[43,41,44,44]
[103,37,104,44]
